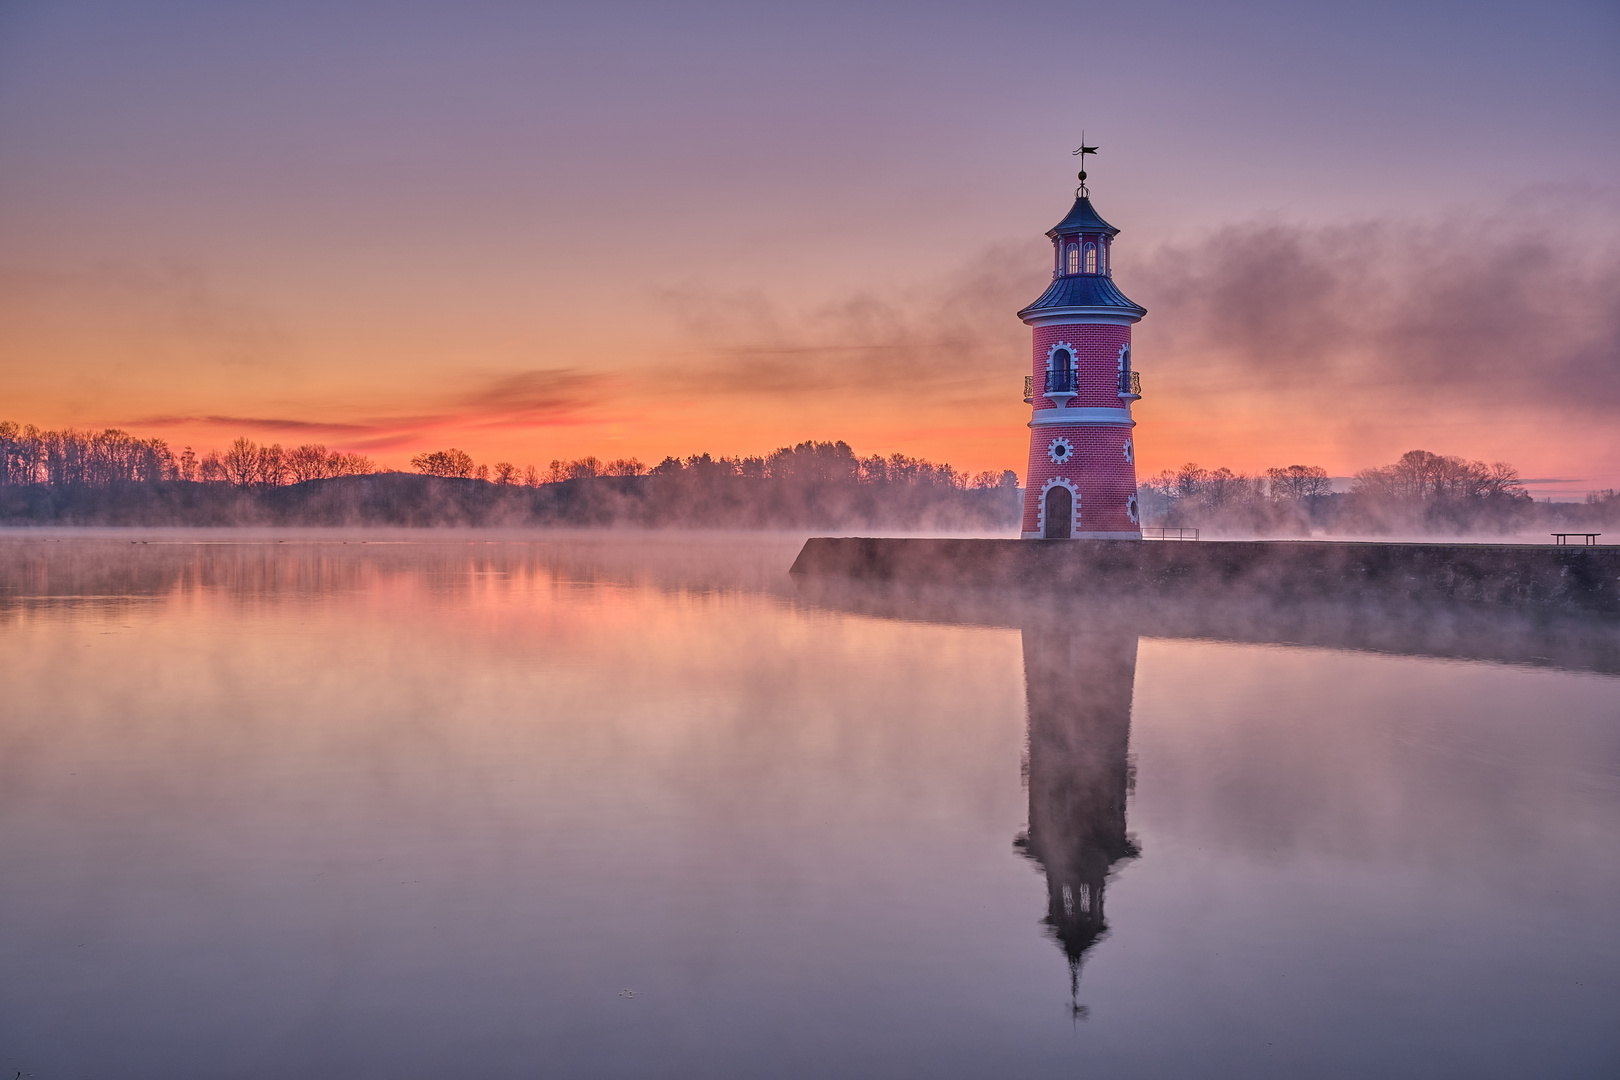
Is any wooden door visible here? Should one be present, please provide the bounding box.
[1045,486,1072,539]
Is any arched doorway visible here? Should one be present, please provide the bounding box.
[1044,485,1072,539]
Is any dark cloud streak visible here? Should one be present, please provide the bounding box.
[124,367,613,450]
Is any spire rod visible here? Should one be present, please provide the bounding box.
[1071,133,1098,197]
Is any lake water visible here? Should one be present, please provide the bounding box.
[1,532,1617,1078]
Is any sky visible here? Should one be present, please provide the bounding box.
[1,0,1617,495]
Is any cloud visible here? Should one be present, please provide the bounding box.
[456,368,609,420]
[125,367,613,451]
[657,244,1037,400]
[1130,199,1620,412]
[133,414,380,434]
[1,264,614,452]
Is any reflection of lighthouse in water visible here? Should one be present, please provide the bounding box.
[1014,625,1140,1009]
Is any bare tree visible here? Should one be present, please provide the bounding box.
[255,444,288,486]
[1267,464,1332,500]
[328,452,374,477]
[411,449,476,478]
[1354,450,1527,502]
[286,444,330,483]
[221,438,259,487]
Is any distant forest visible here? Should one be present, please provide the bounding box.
[0,424,1019,530]
[2,421,1614,534]
[1140,452,1619,535]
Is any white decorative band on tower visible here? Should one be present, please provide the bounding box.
[1029,408,1135,427]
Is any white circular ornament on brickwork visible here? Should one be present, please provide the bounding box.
[1126,495,1140,523]
[1047,437,1074,464]
[1122,438,1133,463]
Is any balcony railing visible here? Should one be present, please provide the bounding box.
[1025,370,1142,402]
[1045,369,1078,394]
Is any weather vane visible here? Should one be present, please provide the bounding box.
[1072,133,1098,196]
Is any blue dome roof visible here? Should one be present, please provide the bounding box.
[1047,196,1119,237]
[1018,273,1146,321]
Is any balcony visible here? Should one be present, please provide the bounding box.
[1025,370,1137,405]
[1043,368,1078,405]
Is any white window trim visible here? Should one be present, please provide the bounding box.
[1045,340,1077,373]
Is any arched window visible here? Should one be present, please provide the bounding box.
[1046,347,1075,394]
[1084,243,1097,273]
[1099,242,1108,275]
[1066,244,1079,274]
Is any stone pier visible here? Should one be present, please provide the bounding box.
[789,538,1620,615]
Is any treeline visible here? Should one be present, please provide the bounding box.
[410,441,1016,491]
[0,425,374,488]
[0,429,1019,530]
[1137,449,1608,536]
[9,420,1612,536]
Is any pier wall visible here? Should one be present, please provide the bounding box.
[789,538,1620,614]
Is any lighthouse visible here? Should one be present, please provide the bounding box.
[1018,159,1146,539]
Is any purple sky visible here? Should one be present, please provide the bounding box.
[2,0,1616,490]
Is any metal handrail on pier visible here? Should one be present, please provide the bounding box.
[1551,533,1603,546]
[1142,526,1199,541]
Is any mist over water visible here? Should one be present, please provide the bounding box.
[1,533,1616,1078]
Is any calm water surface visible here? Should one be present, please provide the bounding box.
[1,533,1616,1078]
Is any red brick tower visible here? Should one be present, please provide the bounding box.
[1019,166,1145,539]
